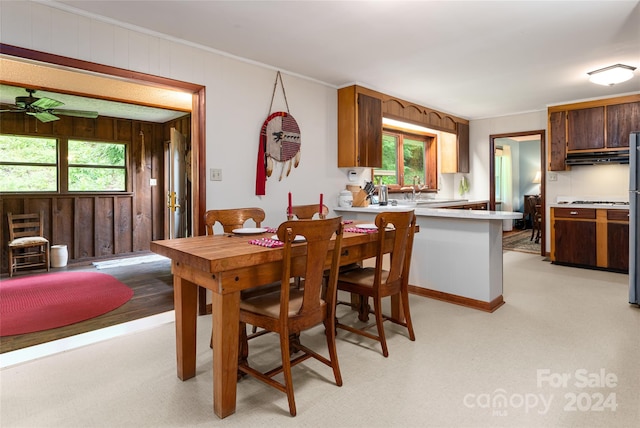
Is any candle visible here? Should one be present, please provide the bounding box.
[288,192,292,216]
[319,193,323,217]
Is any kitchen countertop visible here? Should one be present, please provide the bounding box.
[335,201,522,220]
[335,199,520,312]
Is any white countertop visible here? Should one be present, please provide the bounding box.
[335,204,522,220]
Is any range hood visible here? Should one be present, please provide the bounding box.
[565,150,629,166]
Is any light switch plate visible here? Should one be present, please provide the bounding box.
[548,172,557,182]
[210,168,222,181]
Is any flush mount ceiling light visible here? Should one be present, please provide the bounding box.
[587,64,636,86]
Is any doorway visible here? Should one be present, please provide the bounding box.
[490,130,546,256]
[0,44,206,237]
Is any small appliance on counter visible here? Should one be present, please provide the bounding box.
[378,184,388,206]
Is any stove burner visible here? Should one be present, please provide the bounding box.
[571,201,629,206]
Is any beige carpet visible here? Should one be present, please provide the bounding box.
[1,252,638,427]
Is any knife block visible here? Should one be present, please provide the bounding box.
[351,189,369,207]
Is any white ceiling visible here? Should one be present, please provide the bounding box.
[4,1,640,122]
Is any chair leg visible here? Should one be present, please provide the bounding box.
[279,331,296,416]
[372,296,388,358]
[323,319,343,386]
[401,290,416,341]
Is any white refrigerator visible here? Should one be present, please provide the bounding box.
[630,131,640,305]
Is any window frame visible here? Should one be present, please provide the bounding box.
[0,133,130,194]
[373,124,436,190]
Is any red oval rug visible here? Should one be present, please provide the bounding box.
[0,272,134,337]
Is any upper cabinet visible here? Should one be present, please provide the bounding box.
[548,95,640,171]
[567,106,604,151]
[337,86,382,167]
[607,102,640,149]
[337,85,468,168]
[440,123,469,173]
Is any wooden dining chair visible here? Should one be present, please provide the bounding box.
[237,217,344,416]
[528,196,542,244]
[204,207,265,234]
[287,204,329,220]
[7,211,50,277]
[204,207,268,341]
[335,210,417,357]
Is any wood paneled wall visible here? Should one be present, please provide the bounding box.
[0,112,191,273]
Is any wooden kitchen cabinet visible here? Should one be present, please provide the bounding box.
[547,95,640,171]
[549,111,567,171]
[440,123,469,173]
[551,208,597,267]
[551,207,629,272]
[567,107,604,151]
[607,209,630,272]
[606,102,640,149]
[337,86,382,167]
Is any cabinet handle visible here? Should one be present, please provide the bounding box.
[570,211,578,215]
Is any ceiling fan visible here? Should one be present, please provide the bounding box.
[0,88,99,123]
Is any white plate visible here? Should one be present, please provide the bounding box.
[356,223,378,230]
[271,234,306,243]
[232,227,268,235]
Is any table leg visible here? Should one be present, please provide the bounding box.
[174,274,197,380]
[211,289,241,418]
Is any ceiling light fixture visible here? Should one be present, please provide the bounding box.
[587,64,636,86]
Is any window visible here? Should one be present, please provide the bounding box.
[0,135,58,192]
[0,135,127,193]
[68,140,126,191]
[373,130,429,188]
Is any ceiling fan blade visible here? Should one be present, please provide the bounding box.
[26,111,60,123]
[50,109,99,119]
[31,97,64,110]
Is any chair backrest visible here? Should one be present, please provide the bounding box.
[373,210,417,293]
[7,211,45,241]
[528,196,542,220]
[204,208,265,235]
[287,204,329,220]
[276,217,344,321]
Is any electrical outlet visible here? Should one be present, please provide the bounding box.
[548,172,558,182]
[210,168,222,181]
[149,178,157,186]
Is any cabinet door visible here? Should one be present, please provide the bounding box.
[567,107,604,151]
[607,222,629,272]
[549,110,567,171]
[554,220,597,266]
[606,102,640,149]
[456,123,469,173]
[357,93,382,167]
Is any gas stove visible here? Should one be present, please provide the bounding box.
[570,201,629,206]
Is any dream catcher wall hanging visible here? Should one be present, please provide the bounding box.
[255,71,301,195]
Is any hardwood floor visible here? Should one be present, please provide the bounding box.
[0,256,174,354]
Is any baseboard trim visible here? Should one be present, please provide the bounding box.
[409,285,505,313]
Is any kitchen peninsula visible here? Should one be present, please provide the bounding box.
[335,203,522,312]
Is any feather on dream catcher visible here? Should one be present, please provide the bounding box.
[256,72,301,195]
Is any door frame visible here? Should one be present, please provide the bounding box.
[489,130,546,256]
[0,43,206,237]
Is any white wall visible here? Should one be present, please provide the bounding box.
[1,1,632,248]
[0,1,354,230]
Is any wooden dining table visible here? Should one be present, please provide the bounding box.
[150,223,403,419]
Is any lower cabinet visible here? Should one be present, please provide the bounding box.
[607,210,630,272]
[551,207,629,272]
